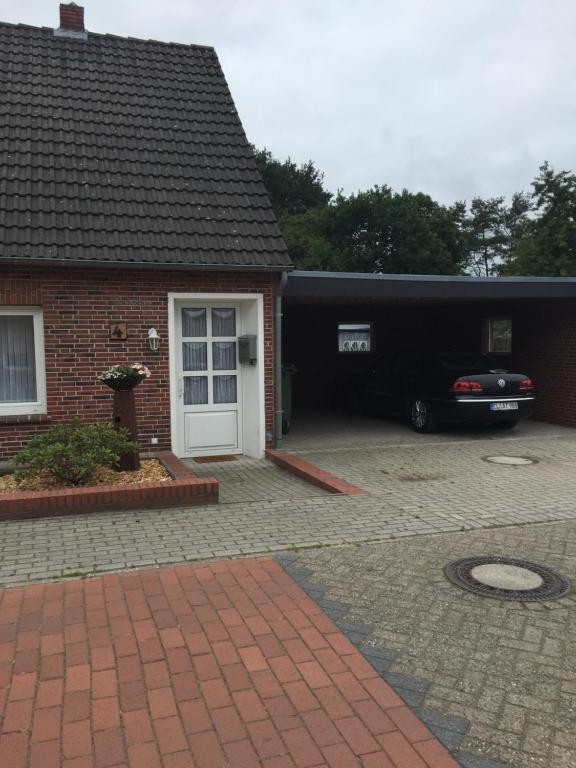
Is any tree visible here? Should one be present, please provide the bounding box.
[463,197,508,276]
[252,147,332,218]
[278,207,344,271]
[328,187,467,274]
[499,192,532,271]
[254,145,574,277]
[254,147,467,273]
[506,163,576,276]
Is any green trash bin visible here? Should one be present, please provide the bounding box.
[282,364,297,434]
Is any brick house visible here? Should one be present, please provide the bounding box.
[0,4,292,460]
[3,6,576,465]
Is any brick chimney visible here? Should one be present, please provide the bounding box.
[54,3,87,39]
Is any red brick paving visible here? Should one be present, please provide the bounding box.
[0,559,459,768]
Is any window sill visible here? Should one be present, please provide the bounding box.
[0,414,50,426]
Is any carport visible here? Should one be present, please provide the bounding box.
[280,271,576,438]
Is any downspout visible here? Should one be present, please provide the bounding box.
[275,271,289,445]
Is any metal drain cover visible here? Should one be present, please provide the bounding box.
[444,556,571,602]
[484,455,535,465]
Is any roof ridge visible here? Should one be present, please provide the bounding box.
[0,19,215,52]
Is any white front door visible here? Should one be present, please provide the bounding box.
[176,303,242,457]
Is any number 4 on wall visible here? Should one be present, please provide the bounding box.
[110,322,128,340]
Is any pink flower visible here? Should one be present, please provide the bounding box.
[132,363,151,378]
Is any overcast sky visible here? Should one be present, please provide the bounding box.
[4,1,576,204]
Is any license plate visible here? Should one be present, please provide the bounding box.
[490,402,519,411]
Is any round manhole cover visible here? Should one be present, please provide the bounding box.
[484,455,535,465]
[444,556,571,602]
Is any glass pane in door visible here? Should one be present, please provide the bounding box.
[213,375,237,404]
[184,376,208,405]
[183,342,207,371]
[182,308,207,337]
[212,342,236,371]
[212,308,236,336]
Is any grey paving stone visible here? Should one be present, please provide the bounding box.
[456,753,509,768]
[416,708,469,735]
[341,629,368,646]
[4,426,576,591]
[394,686,428,708]
[429,726,467,751]
[284,520,576,768]
[184,455,329,505]
[384,672,430,694]
[359,644,399,663]
[334,620,370,636]
[95,562,130,572]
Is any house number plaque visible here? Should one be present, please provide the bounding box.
[110,322,127,340]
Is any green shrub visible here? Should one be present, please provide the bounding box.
[13,422,139,486]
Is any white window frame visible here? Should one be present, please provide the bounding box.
[0,307,47,417]
[482,317,512,356]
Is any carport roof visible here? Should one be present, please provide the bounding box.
[285,270,576,300]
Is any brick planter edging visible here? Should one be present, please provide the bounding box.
[156,450,198,480]
[0,450,218,520]
[266,448,368,495]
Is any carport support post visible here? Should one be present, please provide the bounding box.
[275,271,288,445]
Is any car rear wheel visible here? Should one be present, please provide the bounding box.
[496,420,518,430]
[410,399,437,433]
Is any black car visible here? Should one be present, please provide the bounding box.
[354,351,535,432]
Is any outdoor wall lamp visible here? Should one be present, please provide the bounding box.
[148,328,160,352]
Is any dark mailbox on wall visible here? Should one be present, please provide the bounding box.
[238,335,257,365]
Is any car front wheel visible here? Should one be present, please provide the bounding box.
[410,399,437,433]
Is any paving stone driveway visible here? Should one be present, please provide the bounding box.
[3,422,576,586]
[0,557,460,768]
[1,421,576,767]
[281,522,576,768]
[184,456,328,505]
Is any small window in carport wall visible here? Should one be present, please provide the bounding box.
[337,323,372,353]
[484,318,512,354]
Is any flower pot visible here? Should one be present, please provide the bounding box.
[103,377,142,392]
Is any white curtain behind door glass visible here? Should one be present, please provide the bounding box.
[0,316,37,403]
[213,342,236,371]
[182,308,206,337]
[212,308,236,336]
[183,342,207,371]
[184,376,208,405]
[214,375,237,403]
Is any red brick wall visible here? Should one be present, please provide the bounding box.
[511,299,576,428]
[0,266,279,459]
